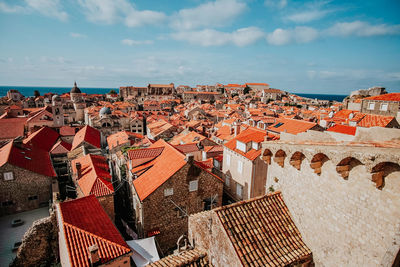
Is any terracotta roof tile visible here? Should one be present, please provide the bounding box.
[50,140,72,154]
[267,118,317,135]
[132,140,186,201]
[107,131,145,150]
[72,125,101,150]
[71,154,113,197]
[357,114,395,128]
[224,128,266,161]
[215,192,312,267]
[326,124,357,136]
[59,195,131,267]
[23,126,60,152]
[363,93,400,102]
[147,248,209,267]
[0,117,27,140]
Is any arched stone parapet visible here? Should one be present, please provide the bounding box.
[274,149,287,168]
[310,153,329,175]
[336,157,363,180]
[370,162,400,189]
[289,152,306,170]
[262,149,273,165]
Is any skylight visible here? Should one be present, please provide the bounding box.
[274,122,284,128]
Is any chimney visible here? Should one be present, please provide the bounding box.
[186,154,194,165]
[75,162,82,178]
[88,244,100,266]
[233,121,241,136]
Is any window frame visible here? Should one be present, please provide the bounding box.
[3,172,14,181]
[189,180,198,192]
[368,102,375,110]
[237,160,243,174]
[380,103,388,111]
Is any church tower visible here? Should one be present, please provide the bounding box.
[52,95,64,127]
[70,82,85,122]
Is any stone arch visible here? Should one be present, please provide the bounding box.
[262,149,273,165]
[336,157,363,180]
[371,162,400,189]
[290,151,306,170]
[310,153,329,175]
[274,149,287,168]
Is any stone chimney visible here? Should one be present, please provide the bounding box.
[75,162,82,178]
[186,154,194,165]
[88,244,100,266]
[233,121,241,136]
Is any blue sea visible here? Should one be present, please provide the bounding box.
[296,93,347,102]
[0,86,117,97]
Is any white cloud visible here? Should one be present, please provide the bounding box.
[0,0,67,21]
[326,21,400,37]
[121,39,154,46]
[0,2,28,13]
[264,0,287,9]
[170,0,246,30]
[70,32,87,38]
[287,9,330,23]
[78,0,166,27]
[171,27,265,47]
[25,0,68,21]
[266,26,318,45]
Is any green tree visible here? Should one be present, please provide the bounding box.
[243,85,251,95]
[34,90,40,97]
[109,89,117,95]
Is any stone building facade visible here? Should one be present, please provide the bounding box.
[261,140,400,266]
[131,161,224,254]
[0,163,52,216]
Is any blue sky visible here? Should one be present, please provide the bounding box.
[0,0,399,94]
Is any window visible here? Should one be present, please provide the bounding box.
[225,175,230,186]
[236,184,243,197]
[189,180,198,192]
[203,197,217,211]
[252,142,259,150]
[28,196,38,201]
[2,200,13,206]
[274,122,284,128]
[380,103,388,111]
[237,161,243,174]
[236,141,246,152]
[368,102,375,110]
[3,172,14,181]
[226,154,231,166]
[164,188,173,196]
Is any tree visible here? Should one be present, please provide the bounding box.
[243,85,251,95]
[108,89,117,95]
[34,90,40,98]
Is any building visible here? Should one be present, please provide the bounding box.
[188,192,313,267]
[56,195,132,267]
[261,88,286,101]
[245,82,270,91]
[70,82,86,122]
[71,154,115,221]
[126,139,224,253]
[222,127,268,201]
[183,91,221,103]
[360,93,400,121]
[261,129,400,266]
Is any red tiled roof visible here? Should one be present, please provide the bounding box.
[363,93,400,102]
[132,140,187,201]
[60,126,80,136]
[267,118,317,135]
[50,140,72,155]
[72,125,101,150]
[0,141,56,177]
[327,124,357,136]
[215,192,312,266]
[147,248,209,267]
[357,114,395,128]
[0,117,27,140]
[173,143,200,154]
[224,127,266,161]
[71,154,113,197]
[170,131,206,145]
[59,195,131,267]
[23,126,60,152]
[107,131,144,150]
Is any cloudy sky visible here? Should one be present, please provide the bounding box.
[0,0,399,94]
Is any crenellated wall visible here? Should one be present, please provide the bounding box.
[261,141,400,267]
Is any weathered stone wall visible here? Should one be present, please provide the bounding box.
[98,194,115,222]
[136,163,224,254]
[11,211,59,267]
[262,142,400,266]
[0,164,52,216]
[188,211,242,267]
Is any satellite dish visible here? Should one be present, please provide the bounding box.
[349,113,354,120]
[328,111,334,118]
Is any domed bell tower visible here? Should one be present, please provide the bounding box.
[70,82,85,122]
[52,95,64,127]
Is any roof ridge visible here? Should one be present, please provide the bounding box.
[214,191,282,212]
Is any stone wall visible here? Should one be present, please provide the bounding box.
[262,142,400,266]
[0,164,52,216]
[98,194,115,222]
[188,211,242,267]
[11,211,59,267]
[135,163,224,254]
